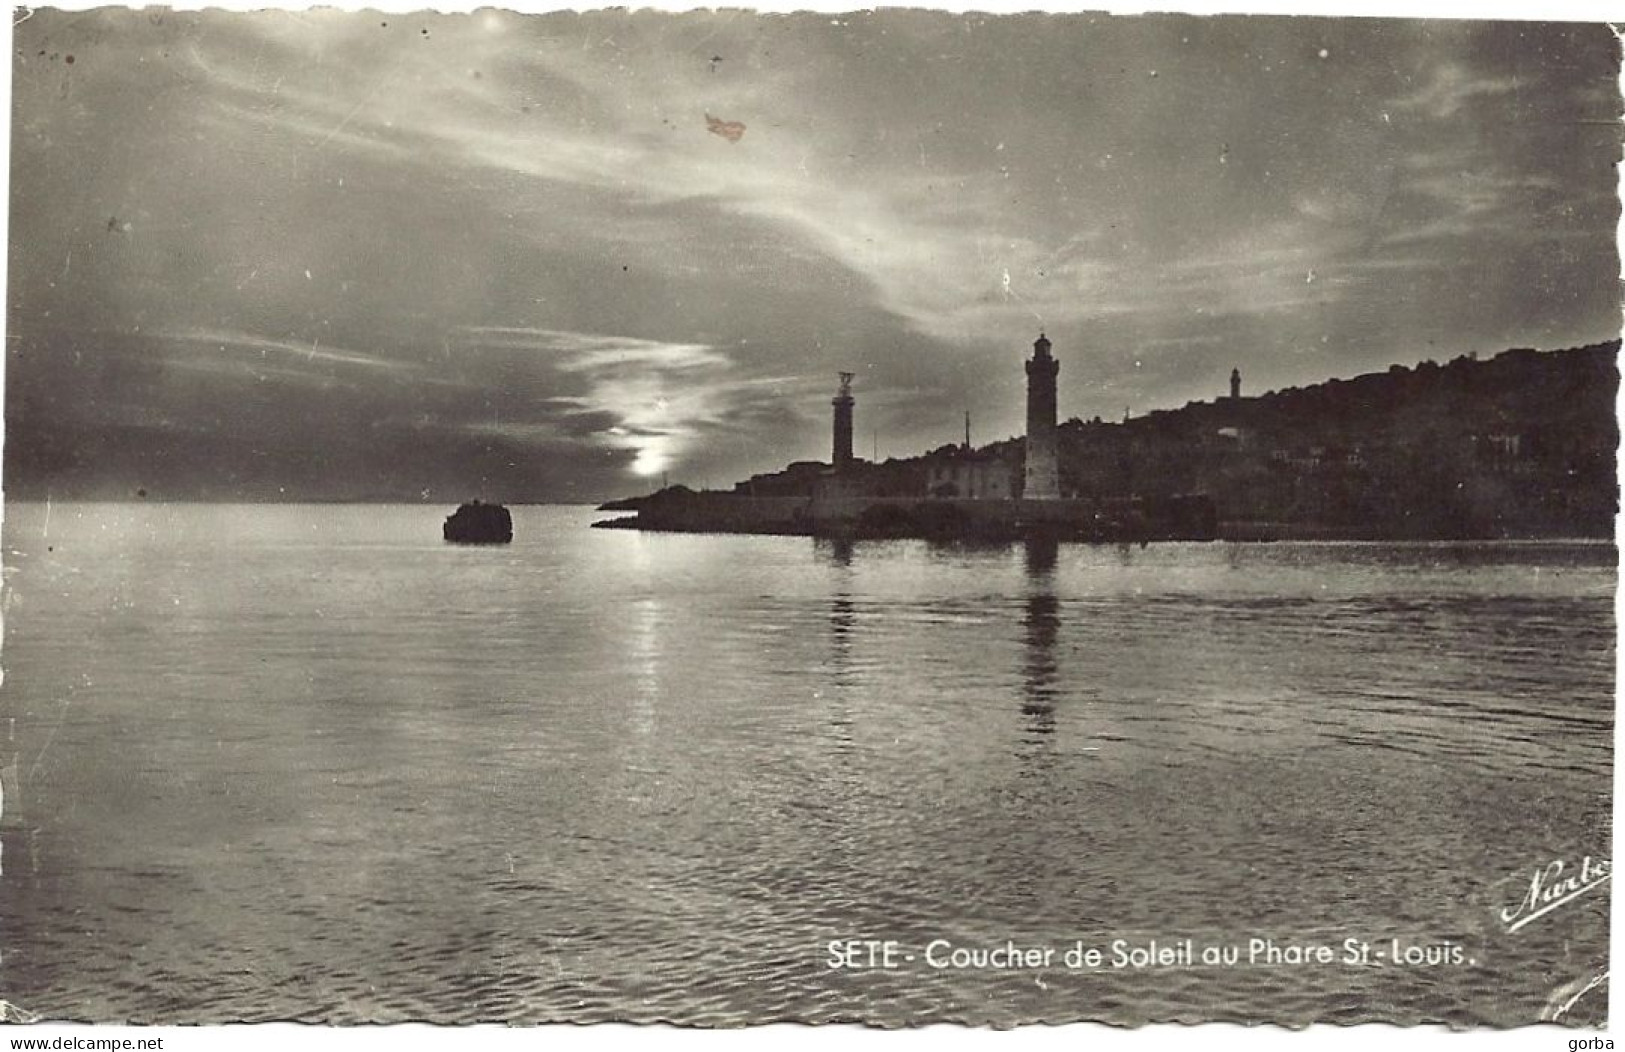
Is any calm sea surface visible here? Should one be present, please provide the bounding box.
[0,503,1613,1026]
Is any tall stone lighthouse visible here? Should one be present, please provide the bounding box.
[1024,333,1061,500]
[831,372,855,472]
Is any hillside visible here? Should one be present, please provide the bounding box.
[728,341,1619,539]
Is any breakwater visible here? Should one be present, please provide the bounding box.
[593,489,1217,542]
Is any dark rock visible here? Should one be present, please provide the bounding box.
[444,500,512,544]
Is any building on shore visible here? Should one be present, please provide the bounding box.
[1024,334,1061,500]
[924,447,1014,499]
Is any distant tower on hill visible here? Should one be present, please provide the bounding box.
[1230,368,1242,400]
[1024,334,1060,501]
[832,372,855,471]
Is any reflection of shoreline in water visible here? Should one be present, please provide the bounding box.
[816,537,857,752]
[1020,538,1060,735]
[816,537,855,570]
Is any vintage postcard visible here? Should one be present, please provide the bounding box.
[0,2,1617,1036]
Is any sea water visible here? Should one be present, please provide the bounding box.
[0,503,1612,1025]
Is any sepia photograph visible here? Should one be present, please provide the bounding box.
[0,3,1618,1033]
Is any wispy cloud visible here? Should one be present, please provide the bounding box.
[173,17,1142,350]
[460,327,730,372]
[164,328,417,374]
[1392,63,1525,120]
[9,11,1618,499]
[169,14,1573,365]
[1381,161,1566,248]
[456,325,812,477]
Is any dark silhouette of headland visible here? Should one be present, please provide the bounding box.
[597,337,1618,542]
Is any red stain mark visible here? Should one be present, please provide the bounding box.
[705,113,746,143]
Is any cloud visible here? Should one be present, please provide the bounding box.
[7,11,1619,500]
[455,325,815,477]
[147,14,1136,351]
[1391,63,1525,120]
[460,327,730,372]
[162,328,421,377]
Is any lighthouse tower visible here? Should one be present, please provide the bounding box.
[831,372,855,472]
[1024,334,1061,501]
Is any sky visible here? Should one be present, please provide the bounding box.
[7,9,1621,501]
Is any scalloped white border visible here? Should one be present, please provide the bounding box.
[0,3,1616,1048]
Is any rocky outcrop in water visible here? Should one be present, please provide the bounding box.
[444,501,513,544]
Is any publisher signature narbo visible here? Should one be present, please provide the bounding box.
[1501,855,1610,933]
